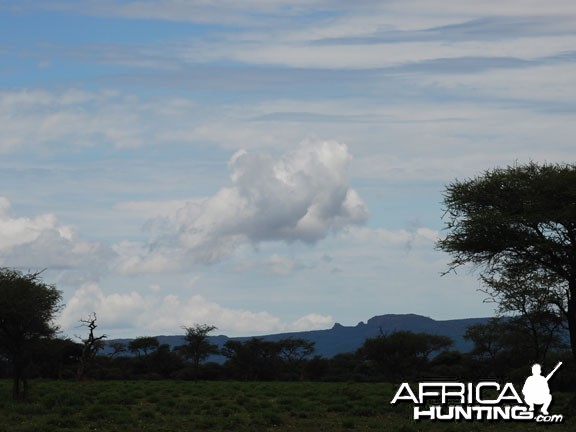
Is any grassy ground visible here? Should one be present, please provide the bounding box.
[0,380,574,431]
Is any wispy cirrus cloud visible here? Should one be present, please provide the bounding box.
[12,1,576,72]
[0,88,205,153]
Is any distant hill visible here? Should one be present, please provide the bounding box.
[104,313,491,360]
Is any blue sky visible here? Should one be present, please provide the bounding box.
[1,1,575,338]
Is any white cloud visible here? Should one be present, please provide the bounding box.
[17,1,576,74]
[140,7,576,70]
[0,197,112,277]
[0,89,202,153]
[39,0,349,25]
[420,63,576,103]
[386,0,576,19]
[112,241,185,275]
[116,140,368,270]
[59,283,148,332]
[225,36,576,70]
[115,199,194,220]
[291,313,335,331]
[58,282,333,337]
[0,196,60,250]
[267,254,296,276]
[37,0,576,28]
[342,226,439,250]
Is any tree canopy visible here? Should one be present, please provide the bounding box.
[358,331,453,381]
[180,324,218,380]
[437,162,576,361]
[0,268,62,399]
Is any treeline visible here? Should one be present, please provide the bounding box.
[1,317,573,390]
[1,269,574,397]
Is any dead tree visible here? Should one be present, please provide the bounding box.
[76,313,106,380]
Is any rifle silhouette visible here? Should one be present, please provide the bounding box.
[545,361,562,381]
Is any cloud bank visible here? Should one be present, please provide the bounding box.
[59,283,334,336]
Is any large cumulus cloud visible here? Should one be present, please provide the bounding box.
[116,140,368,271]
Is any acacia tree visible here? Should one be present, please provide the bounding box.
[481,265,566,361]
[437,162,576,361]
[465,316,565,378]
[464,319,508,365]
[0,268,62,400]
[358,331,453,381]
[222,338,281,380]
[128,336,159,357]
[128,336,159,374]
[278,338,315,380]
[180,324,218,380]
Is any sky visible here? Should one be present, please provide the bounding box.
[1,1,575,339]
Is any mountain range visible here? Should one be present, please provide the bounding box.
[105,313,491,359]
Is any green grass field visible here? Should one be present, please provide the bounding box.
[0,380,573,431]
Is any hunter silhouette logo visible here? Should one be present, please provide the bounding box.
[522,362,562,416]
[390,362,564,423]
